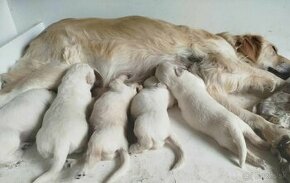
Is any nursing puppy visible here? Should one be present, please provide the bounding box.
[34,63,95,183]
[1,17,290,160]
[0,89,55,167]
[76,75,139,183]
[129,76,184,170]
[155,62,269,168]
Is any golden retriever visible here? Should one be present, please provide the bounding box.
[0,16,290,159]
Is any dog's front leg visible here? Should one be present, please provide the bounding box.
[241,63,286,92]
[220,71,285,94]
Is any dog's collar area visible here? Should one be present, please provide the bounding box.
[187,55,204,63]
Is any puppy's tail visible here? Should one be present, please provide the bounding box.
[106,148,130,183]
[166,134,185,170]
[33,144,69,183]
[228,123,247,168]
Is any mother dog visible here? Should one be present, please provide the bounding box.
[0,16,290,159]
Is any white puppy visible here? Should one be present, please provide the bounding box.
[0,89,55,166]
[76,75,139,183]
[155,62,269,169]
[129,76,184,170]
[34,63,95,183]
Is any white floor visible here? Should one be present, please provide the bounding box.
[0,107,287,183]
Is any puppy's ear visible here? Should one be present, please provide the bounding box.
[156,82,166,88]
[174,67,184,77]
[86,71,95,85]
[93,70,104,87]
[136,84,143,93]
[236,35,262,62]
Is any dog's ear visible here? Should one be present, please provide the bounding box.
[235,35,262,62]
[93,70,104,87]
[174,67,184,77]
[86,71,95,85]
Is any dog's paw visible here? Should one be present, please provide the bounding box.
[268,116,281,125]
[264,78,277,92]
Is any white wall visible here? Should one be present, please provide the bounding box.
[5,0,290,57]
[0,0,17,46]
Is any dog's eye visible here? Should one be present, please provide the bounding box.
[272,45,278,54]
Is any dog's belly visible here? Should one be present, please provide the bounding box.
[227,93,262,110]
[19,16,198,84]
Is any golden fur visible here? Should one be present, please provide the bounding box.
[1,16,290,157]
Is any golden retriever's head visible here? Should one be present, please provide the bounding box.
[218,33,290,79]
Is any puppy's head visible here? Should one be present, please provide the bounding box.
[143,76,166,89]
[108,74,130,91]
[128,83,143,95]
[62,63,95,87]
[155,62,185,86]
[218,33,290,80]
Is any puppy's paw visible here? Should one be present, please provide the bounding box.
[5,160,23,169]
[0,74,8,90]
[20,142,33,150]
[0,76,4,90]
[75,171,86,179]
[257,159,267,170]
[64,159,77,168]
[129,144,144,154]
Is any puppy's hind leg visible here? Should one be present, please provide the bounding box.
[226,142,266,169]
[227,124,247,168]
[76,143,102,179]
[33,144,69,183]
[129,136,153,154]
[246,150,266,169]
[243,126,270,150]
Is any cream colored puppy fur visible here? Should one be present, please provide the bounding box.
[34,63,95,183]
[155,62,269,168]
[0,17,289,157]
[130,76,184,170]
[0,89,55,166]
[77,75,139,183]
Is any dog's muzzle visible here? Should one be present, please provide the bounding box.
[268,67,290,80]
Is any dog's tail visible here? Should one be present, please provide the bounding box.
[166,134,185,170]
[227,123,247,168]
[33,144,69,183]
[106,148,130,183]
